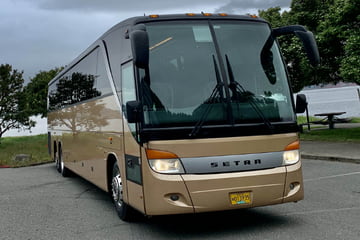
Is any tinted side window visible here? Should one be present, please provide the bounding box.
[121,61,136,134]
[48,81,59,110]
[95,48,112,95]
[49,48,102,110]
[103,26,132,88]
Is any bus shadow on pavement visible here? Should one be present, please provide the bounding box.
[51,164,297,236]
[139,208,296,237]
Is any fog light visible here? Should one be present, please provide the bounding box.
[170,195,180,201]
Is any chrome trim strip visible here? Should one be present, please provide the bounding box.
[181,151,283,174]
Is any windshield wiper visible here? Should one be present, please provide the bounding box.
[189,56,225,137]
[225,55,274,132]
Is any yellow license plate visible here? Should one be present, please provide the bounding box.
[230,192,252,205]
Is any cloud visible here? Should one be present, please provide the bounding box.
[22,0,222,13]
[22,0,291,14]
[215,0,291,14]
[2,0,291,81]
[1,0,124,80]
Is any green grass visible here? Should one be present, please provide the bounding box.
[297,116,360,124]
[300,127,360,142]
[0,134,52,167]
[297,115,322,125]
[350,117,360,123]
[298,116,360,142]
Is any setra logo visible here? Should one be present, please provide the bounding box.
[210,159,262,168]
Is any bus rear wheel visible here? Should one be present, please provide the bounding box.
[55,151,61,173]
[58,145,71,177]
[111,162,133,221]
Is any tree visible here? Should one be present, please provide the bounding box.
[340,31,360,83]
[24,67,63,118]
[48,72,106,135]
[288,0,332,33]
[259,6,317,92]
[259,0,359,92]
[317,0,360,85]
[258,6,287,28]
[48,72,101,110]
[0,64,34,139]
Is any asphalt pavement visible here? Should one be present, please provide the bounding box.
[0,123,359,239]
[1,158,359,239]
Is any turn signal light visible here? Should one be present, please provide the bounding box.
[284,140,300,151]
[146,149,179,159]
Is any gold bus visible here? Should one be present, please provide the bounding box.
[48,13,319,221]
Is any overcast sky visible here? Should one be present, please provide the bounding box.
[1,0,291,82]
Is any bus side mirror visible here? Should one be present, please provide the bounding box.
[274,25,320,67]
[294,31,320,66]
[126,100,142,123]
[130,29,149,69]
[295,94,307,113]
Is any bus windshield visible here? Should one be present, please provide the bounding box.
[140,20,295,129]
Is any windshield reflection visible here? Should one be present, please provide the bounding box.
[140,20,295,129]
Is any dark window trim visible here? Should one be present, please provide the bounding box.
[139,122,298,142]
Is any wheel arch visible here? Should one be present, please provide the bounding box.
[57,141,62,156]
[106,153,118,193]
[53,141,57,161]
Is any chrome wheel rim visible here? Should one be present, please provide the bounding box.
[112,172,123,208]
[55,155,60,170]
[60,159,64,173]
[59,151,64,173]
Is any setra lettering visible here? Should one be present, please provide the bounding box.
[210,159,262,168]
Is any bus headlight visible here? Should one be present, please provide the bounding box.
[149,159,185,174]
[283,150,300,165]
[283,140,300,165]
[146,149,185,174]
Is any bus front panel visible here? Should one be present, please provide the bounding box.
[141,133,303,215]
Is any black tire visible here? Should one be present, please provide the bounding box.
[55,150,61,173]
[59,146,71,177]
[111,162,134,221]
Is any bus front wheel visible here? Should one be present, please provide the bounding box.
[111,162,133,221]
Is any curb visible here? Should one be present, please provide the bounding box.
[0,161,53,169]
[301,154,360,164]
[0,165,11,168]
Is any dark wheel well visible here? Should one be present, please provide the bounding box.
[107,154,117,193]
[107,153,141,221]
[58,142,62,157]
[53,141,57,161]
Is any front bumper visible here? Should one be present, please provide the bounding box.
[143,161,303,215]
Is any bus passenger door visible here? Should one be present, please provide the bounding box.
[121,62,145,213]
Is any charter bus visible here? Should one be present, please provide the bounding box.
[48,13,319,221]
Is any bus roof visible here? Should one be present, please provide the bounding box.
[103,13,267,36]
